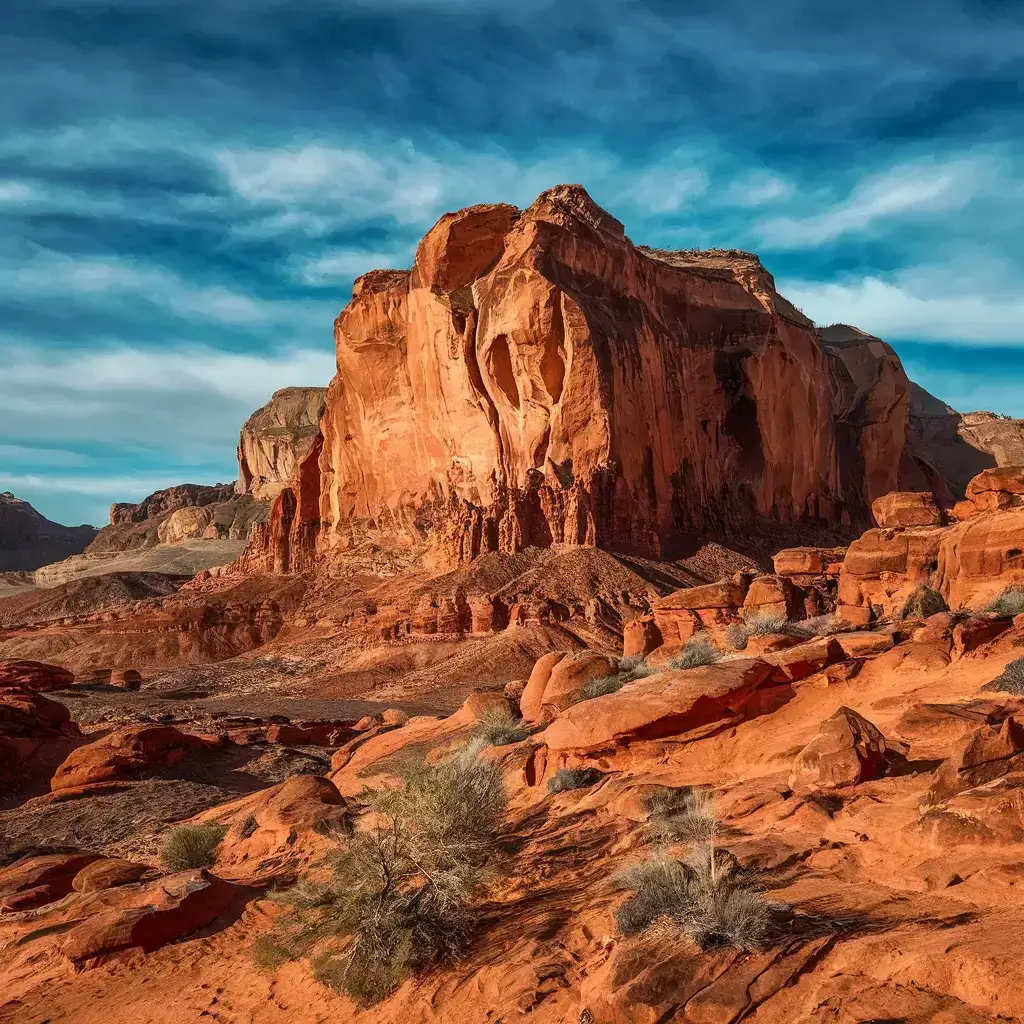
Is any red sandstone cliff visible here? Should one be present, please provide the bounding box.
[244,185,919,574]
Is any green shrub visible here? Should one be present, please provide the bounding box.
[547,767,603,794]
[258,743,507,1003]
[989,655,1024,695]
[160,823,227,870]
[573,654,656,705]
[473,706,530,747]
[899,586,948,621]
[987,588,1024,618]
[667,635,721,670]
[576,674,626,702]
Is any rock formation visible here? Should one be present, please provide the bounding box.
[244,185,922,576]
[0,492,96,572]
[237,387,329,503]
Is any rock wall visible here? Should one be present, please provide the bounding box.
[237,387,328,504]
[283,184,914,574]
[108,483,235,527]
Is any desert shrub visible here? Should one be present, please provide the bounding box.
[987,588,1024,618]
[742,611,789,636]
[473,706,530,747]
[667,635,721,670]
[787,614,848,638]
[577,674,626,702]
[239,814,260,839]
[259,743,507,1003]
[573,655,656,705]
[989,655,1024,695]
[724,623,749,651]
[644,786,718,845]
[547,767,603,794]
[617,653,657,681]
[616,788,776,952]
[160,823,227,870]
[899,585,948,621]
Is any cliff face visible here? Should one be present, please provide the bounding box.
[289,184,908,572]
[237,387,329,504]
[0,493,97,572]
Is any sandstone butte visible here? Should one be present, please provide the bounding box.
[9,185,1024,1024]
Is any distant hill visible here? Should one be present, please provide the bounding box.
[0,492,98,571]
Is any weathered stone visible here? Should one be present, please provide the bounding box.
[790,707,897,793]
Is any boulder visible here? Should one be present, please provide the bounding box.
[542,658,784,751]
[72,858,152,893]
[790,707,899,793]
[0,659,74,693]
[871,491,942,528]
[448,690,513,726]
[109,669,142,689]
[951,617,1012,658]
[59,870,240,964]
[51,725,205,792]
[773,546,848,577]
[763,637,845,682]
[539,653,618,718]
[0,852,101,912]
[833,631,894,659]
[520,652,568,722]
[927,717,1024,804]
[623,616,662,659]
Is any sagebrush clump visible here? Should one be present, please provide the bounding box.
[667,635,721,670]
[987,588,1024,618]
[547,767,603,794]
[574,653,657,704]
[160,823,227,870]
[255,742,507,1004]
[899,585,948,620]
[473,705,530,746]
[614,786,777,951]
[989,655,1024,695]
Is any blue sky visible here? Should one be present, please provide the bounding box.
[3,0,1024,526]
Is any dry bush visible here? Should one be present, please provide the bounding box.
[547,767,603,794]
[160,823,227,870]
[899,586,948,621]
[616,788,777,952]
[725,623,749,651]
[258,743,507,1004]
[742,611,789,636]
[473,705,530,747]
[990,655,1024,695]
[667,635,721,670]
[987,588,1024,618]
[787,614,849,638]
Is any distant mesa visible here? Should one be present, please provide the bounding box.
[0,491,97,572]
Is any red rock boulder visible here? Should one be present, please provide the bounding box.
[871,491,942,528]
[50,725,205,792]
[790,707,901,793]
[0,660,74,693]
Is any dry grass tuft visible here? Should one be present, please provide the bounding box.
[160,823,227,870]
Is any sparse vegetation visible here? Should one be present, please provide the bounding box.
[743,610,789,636]
[547,767,603,794]
[573,653,657,704]
[899,585,948,621]
[255,742,507,1004]
[987,588,1024,618]
[614,787,777,952]
[988,655,1024,695]
[667,634,722,670]
[238,814,260,839]
[473,705,530,746]
[160,823,227,870]
[787,614,849,638]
